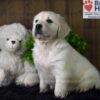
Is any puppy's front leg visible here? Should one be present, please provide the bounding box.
[39,73,48,93]
[54,71,70,98]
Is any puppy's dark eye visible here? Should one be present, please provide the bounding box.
[35,20,38,23]
[47,19,53,23]
[6,38,9,41]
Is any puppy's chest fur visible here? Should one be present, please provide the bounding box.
[34,42,56,84]
[34,43,52,68]
[33,40,67,71]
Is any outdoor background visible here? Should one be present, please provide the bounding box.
[0,0,100,70]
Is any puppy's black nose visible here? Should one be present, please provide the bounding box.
[36,24,42,29]
[12,41,16,44]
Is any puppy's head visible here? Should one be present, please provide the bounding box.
[32,11,70,42]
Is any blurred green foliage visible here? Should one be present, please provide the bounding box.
[21,32,34,63]
[65,30,87,54]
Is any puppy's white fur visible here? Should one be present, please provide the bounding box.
[0,23,39,86]
[32,11,100,98]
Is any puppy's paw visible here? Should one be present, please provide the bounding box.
[40,86,48,93]
[54,87,68,98]
[40,82,48,93]
[77,81,94,92]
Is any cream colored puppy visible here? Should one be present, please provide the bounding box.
[32,11,100,98]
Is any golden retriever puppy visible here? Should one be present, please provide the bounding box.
[32,11,100,98]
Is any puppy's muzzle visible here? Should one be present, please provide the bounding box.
[35,24,43,35]
[36,24,42,30]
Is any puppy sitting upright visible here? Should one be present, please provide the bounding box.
[32,11,100,98]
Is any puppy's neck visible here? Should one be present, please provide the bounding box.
[35,39,56,47]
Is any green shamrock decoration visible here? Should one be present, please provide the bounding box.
[21,32,34,63]
[65,30,87,54]
[22,30,87,63]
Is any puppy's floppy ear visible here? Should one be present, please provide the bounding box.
[32,17,36,37]
[57,14,70,38]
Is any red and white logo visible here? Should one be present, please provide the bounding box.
[83,0,100,19]
[83,0,93,11]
